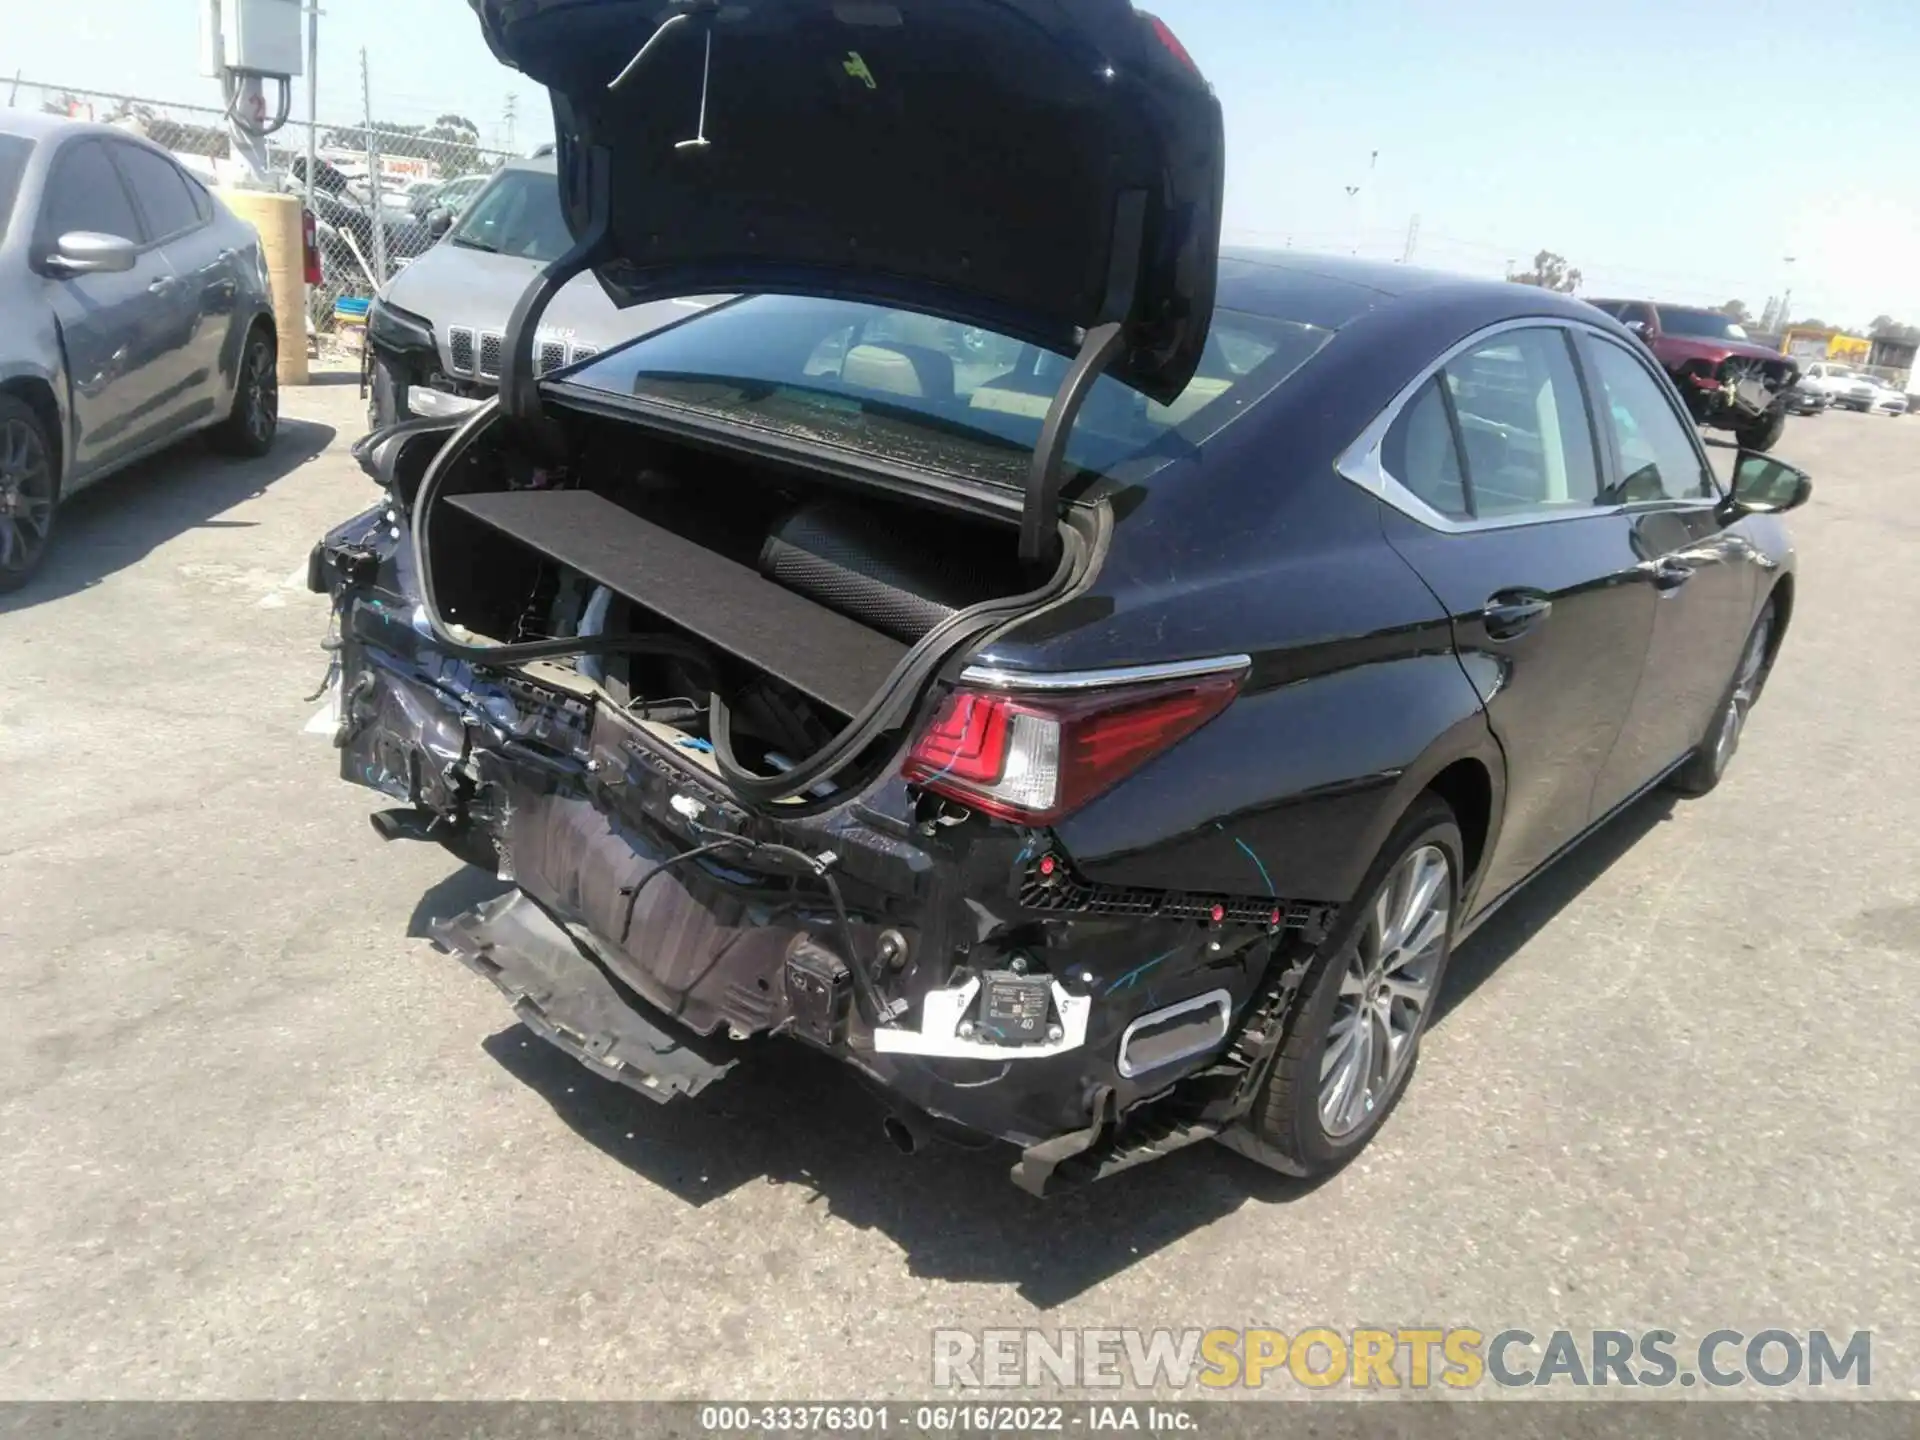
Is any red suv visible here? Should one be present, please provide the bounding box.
[1587,301,1796,451]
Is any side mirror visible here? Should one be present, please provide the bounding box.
[1623,320,1652,341]
[44,230,139,276]
[427,207,454,239]
[1727,450,1813,515]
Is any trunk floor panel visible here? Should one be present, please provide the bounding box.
[432,889,739,1104]
[444,489,910,717]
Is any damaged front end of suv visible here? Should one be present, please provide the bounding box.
[305,0,1337,1193]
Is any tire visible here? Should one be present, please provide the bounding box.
[1245,794,1463,1177]
[207,324,279,457]
[1734,403,1787,452]
[1669,599,1776,797]
[0,394,60,595]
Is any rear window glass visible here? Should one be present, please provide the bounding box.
[0,135,30,244]
[565,295,1334,486]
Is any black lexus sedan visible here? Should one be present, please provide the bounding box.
[307,0,1809,1194]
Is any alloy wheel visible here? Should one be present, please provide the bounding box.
[244,340,279,448]
[1319,843,1450,1139]
[0,417,55,581]
[1711,614,1772,778]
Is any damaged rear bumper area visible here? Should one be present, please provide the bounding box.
[310,511,1334,1194]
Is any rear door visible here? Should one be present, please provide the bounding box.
[35,138,179,478]
[1370,322,1658,907]
[106,139,232,428]
[1580,332,1760,813]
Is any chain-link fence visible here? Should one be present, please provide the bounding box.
[9,79,518,340]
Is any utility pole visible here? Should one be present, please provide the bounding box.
[1401,213,1421,264]
[304,2,322,214]
[1780,255,1796,330]
[361,47,387,287]
[504,93,517,152]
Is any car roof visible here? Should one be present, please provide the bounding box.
[1218,247,1597,332]
[0,109,148,145]
[493,155,557,177]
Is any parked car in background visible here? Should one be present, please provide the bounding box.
[363,153,704,428]
[1794,360,1858,408]
[312,0,1811,1194]
[0,111,278,592]
[1586,300,1796,450]
[1783,374,1831,415]
[406,172,488,224]
[1836,373,1909,415]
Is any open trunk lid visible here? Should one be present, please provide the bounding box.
[466,0,1226,404]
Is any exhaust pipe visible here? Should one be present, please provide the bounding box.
[881,1109,932,1156]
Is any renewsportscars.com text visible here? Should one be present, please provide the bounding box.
[932,1327,1872,1391]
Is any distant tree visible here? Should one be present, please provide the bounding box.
[1787,318,1832,332]
[1509,250,1582,293]
[1718,300,1752,324]
[1869,315,1920,344]
[326,114,488,177]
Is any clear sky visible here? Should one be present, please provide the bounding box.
[6,0,1916,327]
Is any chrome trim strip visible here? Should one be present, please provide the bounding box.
[1116,989,1233,1079]
[408,388,484,419]
[1333,315,1718,534]
[958,654,1252,693]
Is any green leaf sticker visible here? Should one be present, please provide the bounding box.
[843,51,877,90]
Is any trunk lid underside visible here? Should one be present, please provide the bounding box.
[467,0,1226,403]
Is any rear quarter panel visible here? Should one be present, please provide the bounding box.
[973,313,1510,906]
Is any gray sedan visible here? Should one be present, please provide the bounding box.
[0,112,280,592]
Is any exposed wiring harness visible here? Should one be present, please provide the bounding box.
[617,825,893,1030]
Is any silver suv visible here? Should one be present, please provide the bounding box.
[364,155,705,427]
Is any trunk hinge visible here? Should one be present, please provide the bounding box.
[499,140,615,454]
[1018,320,1127,562]
[1018,190,1147,563]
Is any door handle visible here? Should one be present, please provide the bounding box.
[148,276,178,295]
[1482,591,1553,640]
[1646,556,1695,591]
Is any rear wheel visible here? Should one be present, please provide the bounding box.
[1245,795,1461,1176]
[1735,402,1787,452]
[1670,600,1775,797]
[208,324,279,457]
[0,395,59,594]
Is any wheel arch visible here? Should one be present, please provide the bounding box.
[1762,571,1794,667]
[0,376,64,489]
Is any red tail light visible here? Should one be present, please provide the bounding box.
[1139,11,1200,74]
[302,208,322,286]
[903,670,1244,824]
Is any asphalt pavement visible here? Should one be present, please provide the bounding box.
[1,378,1914,1399]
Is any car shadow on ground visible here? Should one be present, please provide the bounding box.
[0,417,335,614]
[1431,786,1677,1028]
[425,787,1677,1307]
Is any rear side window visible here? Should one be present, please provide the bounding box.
[42,139,143,244]
[111,142,204,241]
[1444,328,1600,517]
[1381,377,1469,520]
[1582,336,1715,503]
